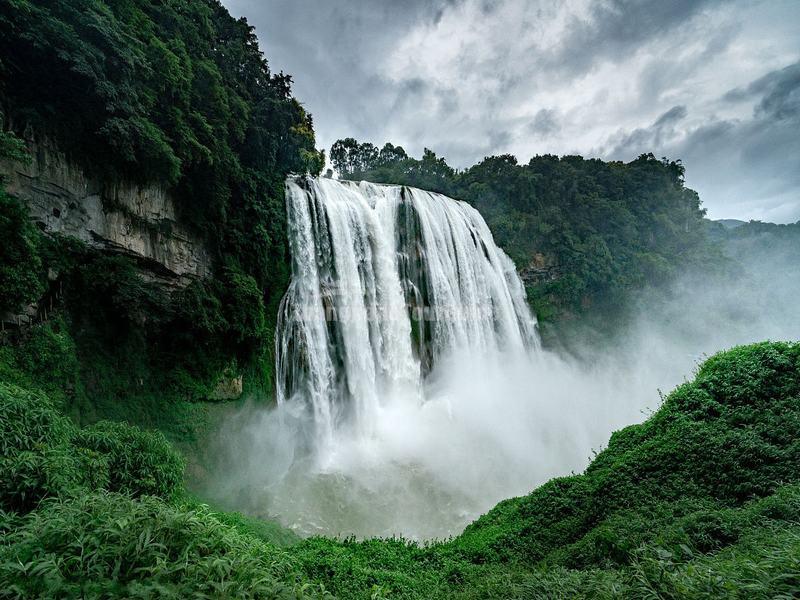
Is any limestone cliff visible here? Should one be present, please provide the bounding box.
[1,140,210,287]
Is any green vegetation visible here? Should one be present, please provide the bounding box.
[0,191,42,316]
[0,130,40,316]
[2,342,798,598]
[0,0,324,431]
[0,377,323,598]
[330,139,713,342]
[0,379,183,513]
[0,494,324,599]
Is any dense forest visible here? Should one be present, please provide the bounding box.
[331,139,712,341]
[0,0,323,431]
[1,1,798,598]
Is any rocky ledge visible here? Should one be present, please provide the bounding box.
[1,140,210,288]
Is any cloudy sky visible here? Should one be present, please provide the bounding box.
[223,0,800,222]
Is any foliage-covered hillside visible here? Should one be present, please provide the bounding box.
[0,0,323,431]
[330,139,712,340]
[2,342,798,598]
[709,219,800,262]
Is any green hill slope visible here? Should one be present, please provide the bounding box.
[2,341,798,598]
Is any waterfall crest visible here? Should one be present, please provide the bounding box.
[276,177,538,450]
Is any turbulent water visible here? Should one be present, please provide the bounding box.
[276,177,538,456]
[209,177,800,539]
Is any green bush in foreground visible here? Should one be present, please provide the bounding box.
[0,383,72,455]
[0,381,184,513]
[515,525,800,599]
[0,492,327,600]
[0,382,83,512]
[73,421,185,500]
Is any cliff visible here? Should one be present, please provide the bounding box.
[1,140,210,288]
[0,0,321,425]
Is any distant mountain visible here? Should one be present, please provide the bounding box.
[715,218,747,229]
[704,217,800,243]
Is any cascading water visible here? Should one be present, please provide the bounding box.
[209,177,550,539]
[214,177,710,538]
[211,177,800,540]
[276,177,539,456]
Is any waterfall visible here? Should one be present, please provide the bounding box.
[276,177,538,451]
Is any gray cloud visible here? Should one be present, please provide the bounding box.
[723,61,800,108]
[605,105,687,157]
[223,0,800,222]
[606,61,800,222]
[529,109,560,136]
[754,62,800,119]
[654,105,688,127]
[545,0,721,76]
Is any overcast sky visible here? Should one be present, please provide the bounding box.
[223,0,800,222]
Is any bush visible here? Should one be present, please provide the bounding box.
[0,382,72,455]
[557,484,800,569]
[0,382,186,510]
[0,382,84,512]
[0,448,84,514]
[512,525,800,600]
[73,421,185,500]
[0,492,327,599]
[625,526,800,599]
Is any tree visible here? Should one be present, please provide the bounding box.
[329,137,710,325]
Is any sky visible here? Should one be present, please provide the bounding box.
[223,0,800,223]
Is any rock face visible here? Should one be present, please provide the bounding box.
[519,252,561,286]
[1,140,210,287]
[207,370,244,401]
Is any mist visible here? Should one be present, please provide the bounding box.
[202,229,800,540]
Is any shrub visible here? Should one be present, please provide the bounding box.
[0,382,185,510]
[625,526,800,599]
[0,448,84,514]
[0,492,327,599]
[0,382,72,455]
[557,484,800,569]
[73,421,185,500]
[0,382,85,512]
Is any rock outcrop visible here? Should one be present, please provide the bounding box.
[1,140,210,287]
[519,252,561,286]
[207,369,244,401]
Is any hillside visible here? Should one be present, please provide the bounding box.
[2,342,798,597]
[329,139,713,346]
[0,0,323,440]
